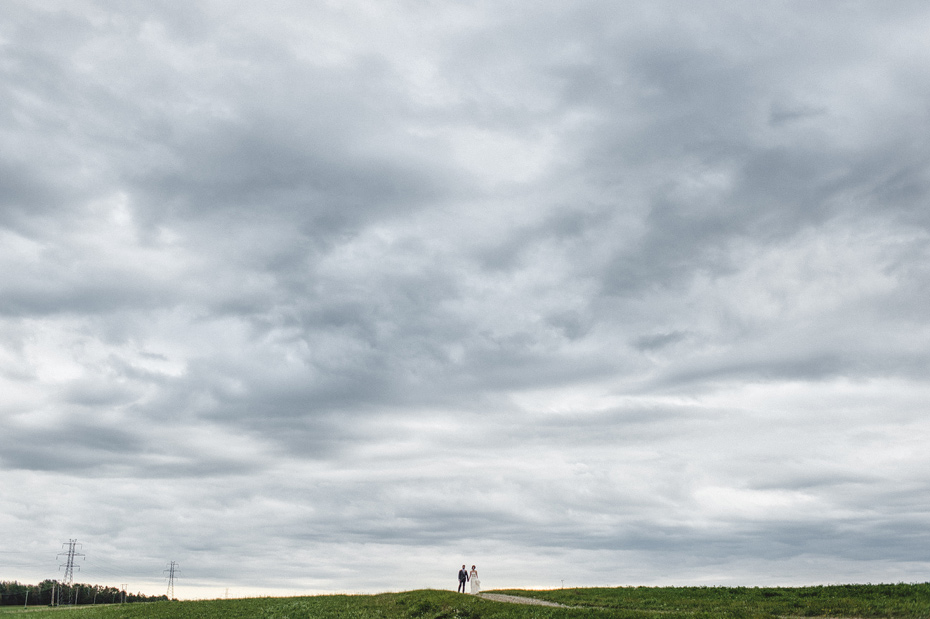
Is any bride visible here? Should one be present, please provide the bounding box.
[469,565,480,594]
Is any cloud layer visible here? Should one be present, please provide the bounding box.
[3,0,930,598]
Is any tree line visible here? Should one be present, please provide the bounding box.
[0,580,169,606]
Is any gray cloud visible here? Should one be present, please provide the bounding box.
[2,0,930,598]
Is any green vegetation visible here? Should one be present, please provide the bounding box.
[0,585,928,618]
[495,584,930,618]
[0,581,166,607]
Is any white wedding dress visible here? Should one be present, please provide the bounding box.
[469,571,480,594]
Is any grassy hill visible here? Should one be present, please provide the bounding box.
[2,585,929,618]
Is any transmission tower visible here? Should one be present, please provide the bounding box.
[57,539,85,585]
[164,561,180,599]
[57,539,85,606]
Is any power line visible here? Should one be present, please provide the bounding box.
[82,557,134,578]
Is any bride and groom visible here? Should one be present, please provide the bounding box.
[457,564,480,594]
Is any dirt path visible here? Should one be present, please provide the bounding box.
[478,593,573,608]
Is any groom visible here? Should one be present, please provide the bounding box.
[457,564,469,593]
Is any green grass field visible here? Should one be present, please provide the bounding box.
[495,584,930,617]
[2,585,929,619]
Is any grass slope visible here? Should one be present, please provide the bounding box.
[494,584,930,618]
[1,585,928,619]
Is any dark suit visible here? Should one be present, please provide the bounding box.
[458,568,469,593]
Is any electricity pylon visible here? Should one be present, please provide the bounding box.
[57,540,84,605]
[164,561,180,599]
[57,539,85,585]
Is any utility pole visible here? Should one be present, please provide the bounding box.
[121,584,128,604]
[164,561,180,599]
[57,539,85,605]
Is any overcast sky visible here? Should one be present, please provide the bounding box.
[3,0,930,600]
